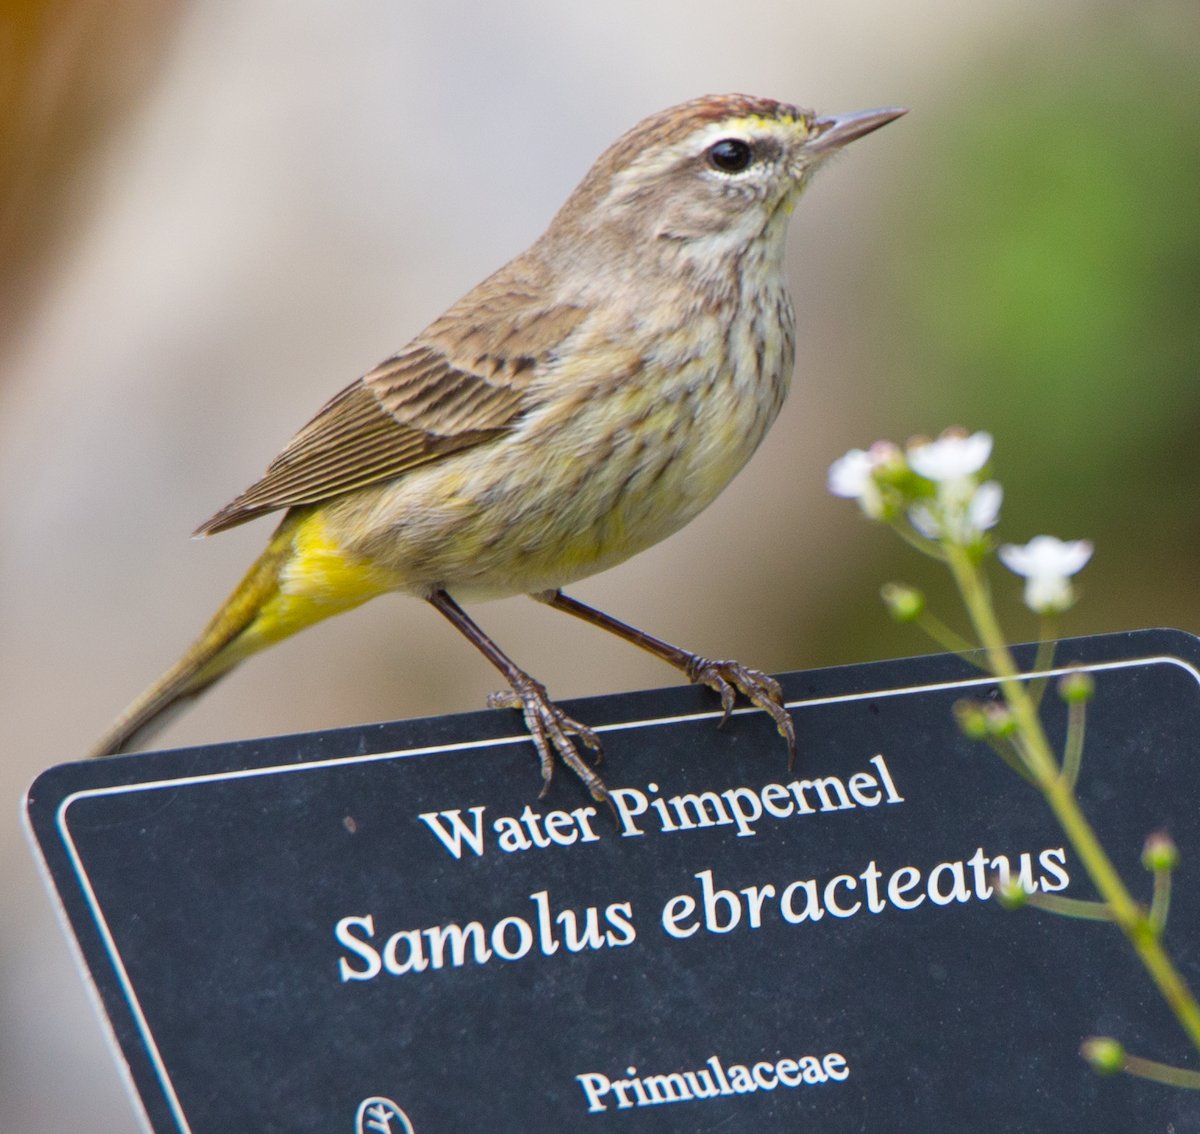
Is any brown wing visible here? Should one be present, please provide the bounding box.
[195,345,534,536]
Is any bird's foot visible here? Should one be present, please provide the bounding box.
[487,677,607,802]
[683,656,797,768]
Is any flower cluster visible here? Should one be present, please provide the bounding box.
[832,422,1200,1088]
[828,427,1001,548]
[828,427,1093,615]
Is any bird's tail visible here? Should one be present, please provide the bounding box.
[89,507,396,757]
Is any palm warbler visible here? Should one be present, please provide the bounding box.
[90,94,905,800]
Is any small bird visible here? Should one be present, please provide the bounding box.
[90,94,905,800]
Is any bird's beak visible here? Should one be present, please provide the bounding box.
[804,107,908,156]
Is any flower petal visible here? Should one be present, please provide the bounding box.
[967,481,1003,531]
[827,449,873,498]
[1051,538,1094,576]
[998,543,1034,576]
[908,503,942,540]
[1000,536,1093,578]
[907,431,993,482]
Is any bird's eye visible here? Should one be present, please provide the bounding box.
[707,138,753,173]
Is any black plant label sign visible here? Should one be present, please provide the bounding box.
[25,629,1200,1133]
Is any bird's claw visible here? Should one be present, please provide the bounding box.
[488,680,608,802]
[683,656,796,768]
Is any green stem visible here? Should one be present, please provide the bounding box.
[1061,698,1087,792]
[985,736,1037,784]
[1035,621,1058,670]
[1151,869,1172,935]
[914,611,986,666]
[1025,892,1113,921]
[1124,1055,1200,1089]
[887,517,947,561]
[944,542,1200,1057]
[1028,620,1058,708]
[1007,729,1042,778]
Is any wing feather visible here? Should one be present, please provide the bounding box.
[195,303,585,536]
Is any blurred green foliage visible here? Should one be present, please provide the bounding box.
[815,8,1200,665]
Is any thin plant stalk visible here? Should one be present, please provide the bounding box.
[985,736,1037,785]
[944,542,1200,1056]
[914,611,984,665]
[1027,619,1057,708]
[1061,697,1087,792]
[1124,1055,1200,1090]
[1151,868,1173,936]
[887,517,947,561]
[1025,892,1112,921]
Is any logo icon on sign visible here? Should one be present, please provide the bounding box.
[355,1097,415,1134]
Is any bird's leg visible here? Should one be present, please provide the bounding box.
[532,589,796,767]
[427,589,607,801]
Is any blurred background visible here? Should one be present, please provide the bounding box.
[1,0,1198,1128]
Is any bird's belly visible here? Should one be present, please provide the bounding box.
[326,347,788,601]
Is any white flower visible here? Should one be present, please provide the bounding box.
[998,536,1094,615]
[827,449,874,498]
[967,481,1003,531]
[827,446,892,519]
[907,431,993,482]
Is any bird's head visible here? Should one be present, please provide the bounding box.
[542,94,906,278]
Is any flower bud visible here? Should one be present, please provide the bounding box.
[880,582,925,622]
[868,440,906,478]
[983,703,1017,737]
[1142,831,1179,873]
[994,877,1028,910]
[953,699,989,741]
[1080,1036,1126,1076]
[1058,670,1095,704]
